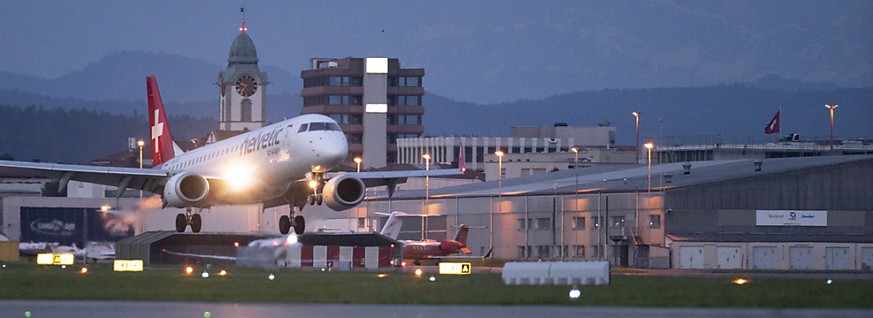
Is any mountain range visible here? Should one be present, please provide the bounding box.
[0,51,870,163]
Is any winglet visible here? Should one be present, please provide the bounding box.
[147,75,175,167]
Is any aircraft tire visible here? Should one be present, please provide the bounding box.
[279,215,291,234]
[316,194,323,205]
[191,214,202,233]
[293,215,305,235]
[175,214,187,232]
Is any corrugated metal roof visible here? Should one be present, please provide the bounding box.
[380,155,873,199]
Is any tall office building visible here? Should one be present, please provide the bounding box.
[300,57,424,168]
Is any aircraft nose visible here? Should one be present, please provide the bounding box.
[318,134,348,166]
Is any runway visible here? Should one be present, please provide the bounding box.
[3,300,872,318]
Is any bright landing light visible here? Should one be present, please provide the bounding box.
[224,163,254,191]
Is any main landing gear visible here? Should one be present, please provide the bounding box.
[175,208,202,233]
[279,212,305,235]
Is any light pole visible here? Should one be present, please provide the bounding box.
[644,142,654,193]
[422,153,431,240]
[570,147,580,191]
[354,157,362,173]
[495,150,504,196]
[422,153,431,200]
[570,147,580,259]
[632,112,640,163]
[825,104,838,152]
[137,140,145,198]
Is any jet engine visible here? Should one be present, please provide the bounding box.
[321,175,366,211]
[163,172,210,207]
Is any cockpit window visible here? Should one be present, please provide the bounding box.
[297,122,341,132]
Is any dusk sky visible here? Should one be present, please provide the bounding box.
[1,1,871,104]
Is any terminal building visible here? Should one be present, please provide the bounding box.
[396,123,633,175]
[310,154,873,271]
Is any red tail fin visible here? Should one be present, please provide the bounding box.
[146,75,175,167]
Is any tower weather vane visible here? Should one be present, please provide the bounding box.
[240,7,247,32]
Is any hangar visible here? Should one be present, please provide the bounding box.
[336,155,873,271]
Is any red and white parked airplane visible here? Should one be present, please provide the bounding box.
[378,211,476,265]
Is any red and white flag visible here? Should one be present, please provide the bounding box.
[764,110,780,135]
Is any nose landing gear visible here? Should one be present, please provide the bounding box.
[278,168,327,235]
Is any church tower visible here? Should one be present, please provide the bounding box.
[218,22,268,132]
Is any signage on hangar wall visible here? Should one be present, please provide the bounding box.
[756,210,827,227]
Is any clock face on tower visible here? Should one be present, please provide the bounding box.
[235,75,258,97]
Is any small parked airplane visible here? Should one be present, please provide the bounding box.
[0,75,463,235]
[378,211,480,265]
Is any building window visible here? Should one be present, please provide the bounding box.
[349,77,363,86]
[349,95,362,105]
[402,76,420,87]
[517,246,526,258]
[649,214,661,228]
[241,98,252,122]
[305,76,362,88]
[329,76,345,87]
[357,217,367,228]
[591,245,602,258]
[535,218,551,230]
[572,216,586,230]
[329,114,349,124]
[389,115,421,125]
[537,246,551,259]
[389,95,421,106]
[324,95,361,106]
[389,76,422,87]
[575,245,586,257]
[591,216,601,229]
[516,218,527,231]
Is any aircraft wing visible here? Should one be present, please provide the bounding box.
[334,168,464,187]
[423,247,493,260]
[0,160,169,194]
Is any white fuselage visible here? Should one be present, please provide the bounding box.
[158,114,348,205]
